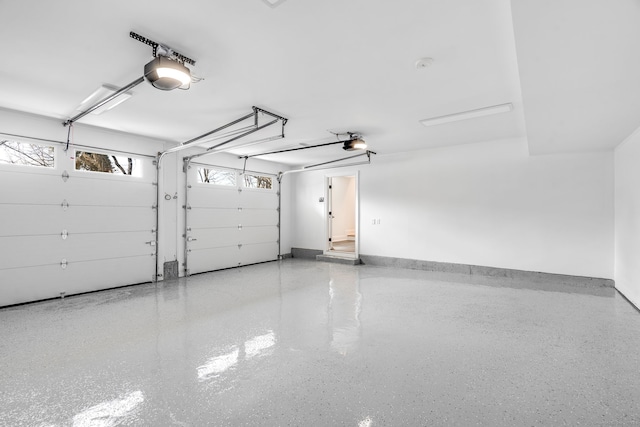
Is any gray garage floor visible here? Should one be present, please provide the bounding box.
[1,259,639,426]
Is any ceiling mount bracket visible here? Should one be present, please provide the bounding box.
[130,31,196,65]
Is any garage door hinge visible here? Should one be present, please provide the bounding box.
[61,171,69,182]
[146,240,156,246]
[276,223,280,228]
[276,207,280,212]
[238,224,243,230]
[183,205,192,210]
[60,259,68,269]
[152,182,158,186]
[238,244,243,249]
[277,191,280,196]
[61,199,70,210]
[238,188,243,193]
[151,205,157,210]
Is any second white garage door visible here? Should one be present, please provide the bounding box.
[185,162,279,275]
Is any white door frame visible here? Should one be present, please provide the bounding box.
[324,170,359,258]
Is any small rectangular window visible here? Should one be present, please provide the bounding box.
[197,168,237,186]
[0,140,55,168]
[243,173,273,190]
[75,150,141,177]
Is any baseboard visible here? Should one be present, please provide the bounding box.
[616,288,640,312]
[279,253,293,259]
[291,247,323,259]
[359,254,614,288]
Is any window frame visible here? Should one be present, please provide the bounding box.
[0,139,56,170]
[195,167,238,188]
[73,149,143,178]
[241,172,275,192]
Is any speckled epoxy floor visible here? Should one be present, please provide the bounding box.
[1,259,640,426]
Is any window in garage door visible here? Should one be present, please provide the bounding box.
[0,139,157,307]
[186,164,279,275]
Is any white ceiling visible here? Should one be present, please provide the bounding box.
[0,0,637,165]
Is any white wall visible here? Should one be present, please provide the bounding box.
[614,127,640,308]
[288,138,614,279]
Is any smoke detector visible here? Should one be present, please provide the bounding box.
[415,57,435,69]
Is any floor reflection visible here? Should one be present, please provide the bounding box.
[198,330,276,383]
[72,390,144,427]
[329,272,362,355]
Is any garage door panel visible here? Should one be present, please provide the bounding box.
[0,232,154,269]
[189,227,238,250]
[240,209,278,226]
[65,232,155,261]
[62,255,155,292]
[64,176,155,206]
[240,226,278,245]
[239,191,277,209]
[240,242,278,265]
[65,206,155,233]
[0,265,66,307]
[0,205,63,236]
[190,187,238,208]
[0,255,154,307]
[0,169,64,204]
[0,235,62,269]
[189,246,239,274]
[189,208,237,229]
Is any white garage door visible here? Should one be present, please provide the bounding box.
[0,139,157,307]
[186,162,279,275]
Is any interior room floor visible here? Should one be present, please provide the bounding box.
[330,240,356,253]
[1,259,639,426]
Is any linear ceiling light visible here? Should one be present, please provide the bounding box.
[419,103,513,127]
[76,85,133,115]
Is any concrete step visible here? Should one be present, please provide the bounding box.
[316,254,362,265]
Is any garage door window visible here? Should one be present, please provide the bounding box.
[197,168,236,186]
[0,139,55,168]
[75,150,141,177]
[243,173,272,190]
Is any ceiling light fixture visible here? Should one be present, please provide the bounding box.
[343,136,367,151]
[419,103,513,127]
[144,56,191,90]
[131,32,196,91]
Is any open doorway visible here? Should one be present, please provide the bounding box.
[326,173,358,258]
